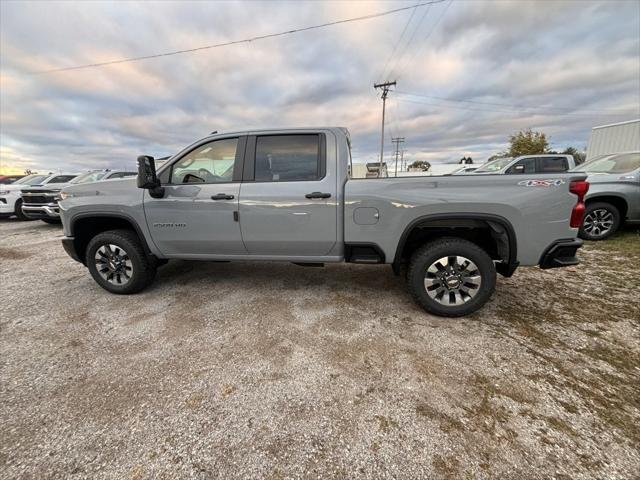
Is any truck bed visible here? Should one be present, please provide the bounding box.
[344,173,587,266]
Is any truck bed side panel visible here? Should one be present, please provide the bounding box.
[344,174,586,266]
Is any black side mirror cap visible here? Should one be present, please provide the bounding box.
[137,155,158,189]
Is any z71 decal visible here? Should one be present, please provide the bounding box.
[517,179,566,187]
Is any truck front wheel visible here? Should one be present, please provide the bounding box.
[579,202,620,241]
[407,238,496,317]
[14,199,29,221]
[86,229,157,294]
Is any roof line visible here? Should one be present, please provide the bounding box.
[592,118,640,129]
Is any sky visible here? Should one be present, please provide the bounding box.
[1,0,639,174]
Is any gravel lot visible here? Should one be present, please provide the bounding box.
[1,218,639,479]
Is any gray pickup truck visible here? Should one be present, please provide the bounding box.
[59,128,589,317]
[571,152,640,240]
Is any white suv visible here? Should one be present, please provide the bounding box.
[0,174,64,220]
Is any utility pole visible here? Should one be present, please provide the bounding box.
[374,81,396,178]
[400,149,407,172]
[392,137,405,177]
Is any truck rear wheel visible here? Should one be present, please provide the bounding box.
[407,238,496,317]
[86,229,156,294]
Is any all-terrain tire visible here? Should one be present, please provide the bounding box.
[86,229,156,294]
[579,202,621,241]
[407,237,496,317]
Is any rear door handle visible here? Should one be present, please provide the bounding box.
[211,193,234,200]
[305,192,331,199]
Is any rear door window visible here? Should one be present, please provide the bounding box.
[254,135,321,182]
[537,157,568,173]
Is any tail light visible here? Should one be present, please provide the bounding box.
[569,180,589,228]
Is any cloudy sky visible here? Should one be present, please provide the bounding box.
[1,0,639,174]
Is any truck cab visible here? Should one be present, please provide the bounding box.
[474,154,577,175]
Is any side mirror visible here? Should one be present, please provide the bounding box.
[137,155,158,188]
[513,164,525,174]
[137,155,165,198]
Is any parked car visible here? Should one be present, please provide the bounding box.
[0,174,27,184]
[20,173,79,223]
[570,151,640,240]
[59,128,589,317]
[449,165,478,175]
[69,169,138,184]
[0,173,65,220]
[20,170,136,224]
[473,154,577,175]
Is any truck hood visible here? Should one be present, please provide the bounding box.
[585,172,639,184]
[63,177,138,197]
[1,183,30,192]
[22,183,70,190]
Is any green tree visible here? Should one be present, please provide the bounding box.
[410,160,431,171]
[487,153,509,162]
[507,128,549,157]
[562,147,586,164]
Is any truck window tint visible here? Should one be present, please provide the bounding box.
[171,138,238,184]
[255,135,319,182]
[538,157,568,173]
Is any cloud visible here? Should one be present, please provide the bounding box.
[0,0,638,174]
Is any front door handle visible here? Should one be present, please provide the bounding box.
[211,193,234,200]
[305,192,331,199]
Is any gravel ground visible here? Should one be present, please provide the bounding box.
[1,218,639,479]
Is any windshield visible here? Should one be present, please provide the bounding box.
[576,153,640,174]
[17,174,49,185]
[475,157,513,172]
[11,175,34,185]
[70,171,107,184]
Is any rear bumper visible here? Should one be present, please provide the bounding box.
[62,236,82,263]
[539,238,583,269]
[22,203,60,219]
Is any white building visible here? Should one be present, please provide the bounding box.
[587,119,640,161]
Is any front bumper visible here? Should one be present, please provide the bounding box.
[539,238,583,269]
[21,203,60,219]
[62,236,82,263]
[0,198,14,214]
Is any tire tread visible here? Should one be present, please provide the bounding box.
[406,237,496,317]
[86,229,156,294]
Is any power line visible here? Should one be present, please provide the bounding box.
[393,0,453,80]
[384,1,435,81]
[377,1,423,82]
[31,0,447,75]
[396,91,636,116]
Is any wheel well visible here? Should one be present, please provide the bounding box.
[71,216,146,265]
[394,217,515,273]
[586,196,628,219]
